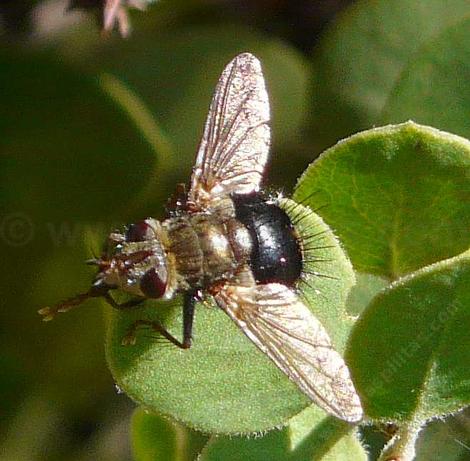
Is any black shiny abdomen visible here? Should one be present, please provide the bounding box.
[232,193,302,286]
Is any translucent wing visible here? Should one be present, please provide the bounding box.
[189,53,270,206]
[215,283,363,423]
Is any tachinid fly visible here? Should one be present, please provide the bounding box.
[40,53,363,423]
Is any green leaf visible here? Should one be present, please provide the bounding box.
[131,408,208,461]
[415,411,470,461]
[106,200,355,434]
[347,250,470,422]
[309,0,470,150]
[294,122,470,279]
[346,273,389,317]
[381,17,470,141]
[199,406,367,461]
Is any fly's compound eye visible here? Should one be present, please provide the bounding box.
[140,267,167,298]
[126,220,155,242]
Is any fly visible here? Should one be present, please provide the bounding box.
[39,53,363,423]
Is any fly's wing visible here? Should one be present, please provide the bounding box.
[189,53,270,206]
[215,283,363,423]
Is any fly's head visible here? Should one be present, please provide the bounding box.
[39,218,175,321]
[95,218,176,299]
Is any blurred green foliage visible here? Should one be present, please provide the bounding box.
[1,1,470,460]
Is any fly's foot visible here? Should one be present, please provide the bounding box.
[120,319,189,349]
[38,304,74,321]
[121,331,137,346]
[39,290,97,321]
[38,306,56,322]
[121,319,149,346]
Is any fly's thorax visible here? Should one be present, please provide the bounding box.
[93,218,178,299]
[162,204,252,291]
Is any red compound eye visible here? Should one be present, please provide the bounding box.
[140,268,167,298]
[126,221,153,242]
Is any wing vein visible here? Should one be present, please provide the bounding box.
[188,53,270,205]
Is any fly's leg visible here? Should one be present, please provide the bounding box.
[38,292,95,321]
[39,286,145,322]
[121,319,188,348]
[103,293,146,310]
[38,282,111,321]
[121,293,196,349]
[182,292,196,348]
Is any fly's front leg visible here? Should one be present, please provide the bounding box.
[104,293,146,310]
[122,293,196,349]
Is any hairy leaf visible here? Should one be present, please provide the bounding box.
[295,122,470,278]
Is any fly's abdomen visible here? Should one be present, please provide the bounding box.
[232,193,302,286]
